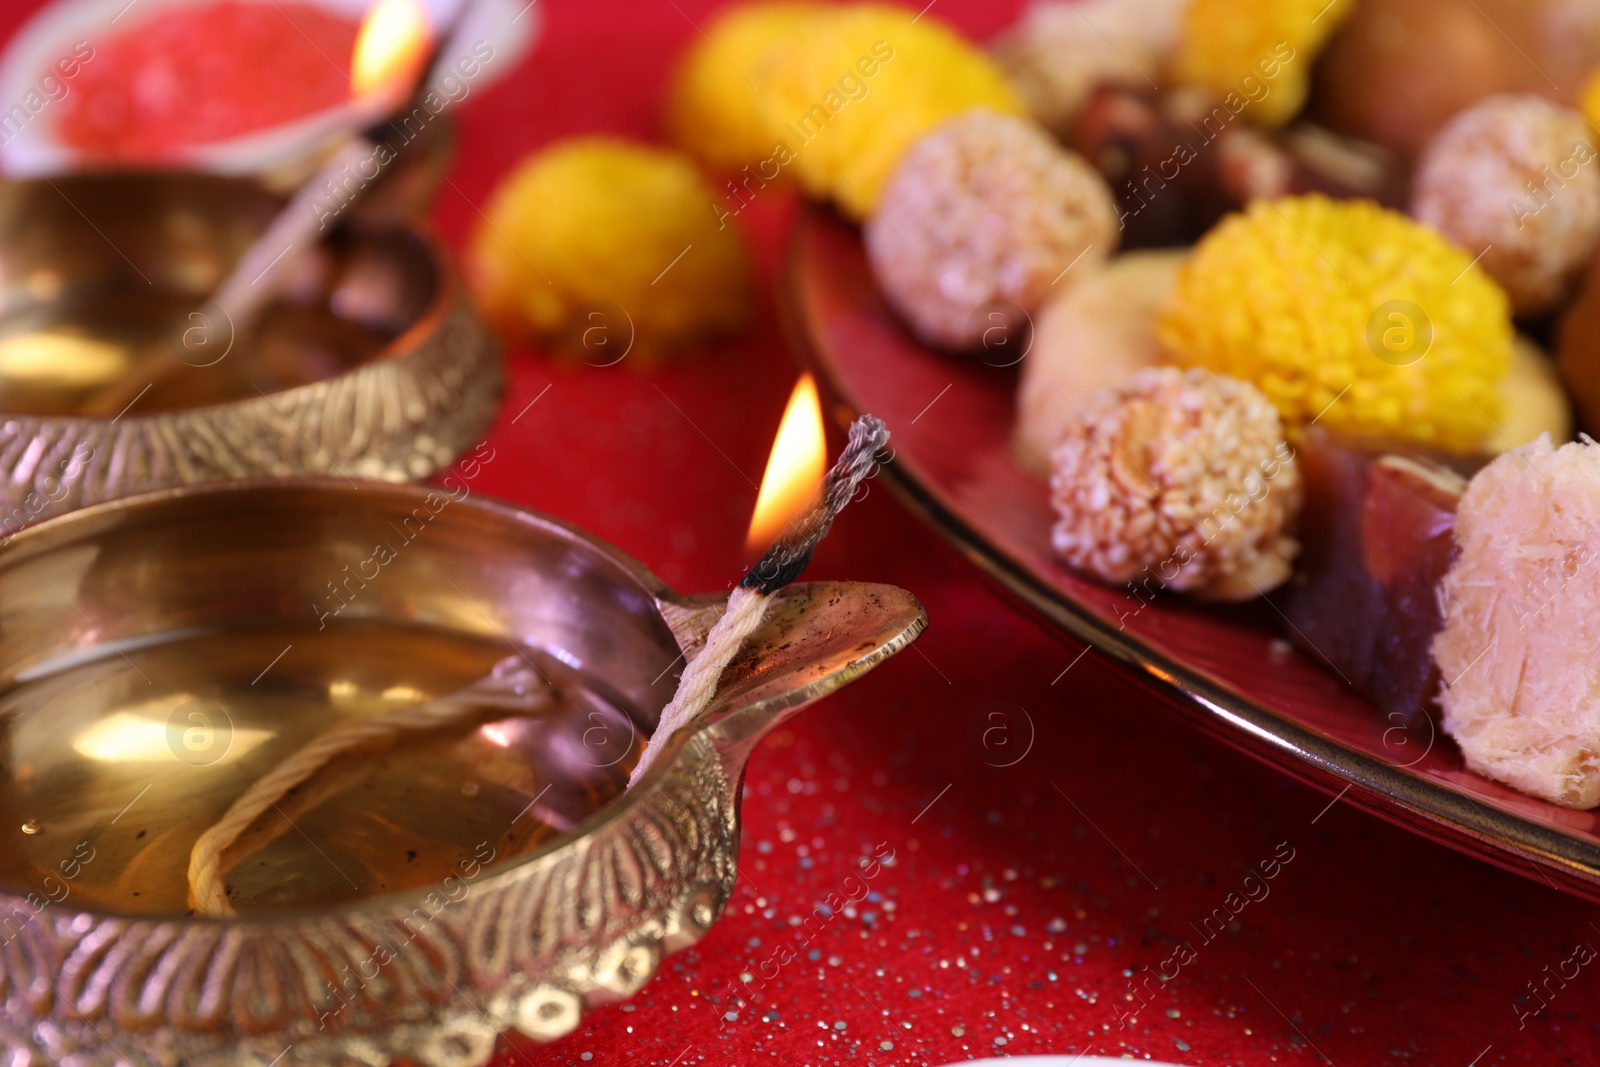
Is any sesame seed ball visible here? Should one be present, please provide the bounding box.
[864,109,1118,350]
[1412,94,1600,315]
[1048,366,1300,601]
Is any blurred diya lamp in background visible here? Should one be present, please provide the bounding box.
[0,0,538,183]
[0,0,546,528]
[0,381,923,1065]
[0,170,502,526]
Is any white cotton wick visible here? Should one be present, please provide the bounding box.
[186,657,550,917]
[626,415,889,788]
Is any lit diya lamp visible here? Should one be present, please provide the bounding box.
[0,380,923,1065]
[0,0,537,178]
[0,0,525,525]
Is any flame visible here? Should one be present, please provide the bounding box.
[352,0,430,98]
[746,374,827,555]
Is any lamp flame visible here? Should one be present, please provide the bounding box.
[352,0,430,98]
[746,374,826,555]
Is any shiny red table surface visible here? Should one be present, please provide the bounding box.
[10,1,1600,1063]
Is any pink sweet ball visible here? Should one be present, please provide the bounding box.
[1411,93,1600,315]
[863,109,1118,350]
[1434,436,1600,809]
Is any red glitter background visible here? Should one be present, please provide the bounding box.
[6,1,1599,1064]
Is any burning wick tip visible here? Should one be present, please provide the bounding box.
[739,414,889,595]
[628,414,889,789]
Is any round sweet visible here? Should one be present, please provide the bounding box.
[1557,235,1600,429]
[1491,336,1572,453]
[1014,250,1185,477]
[1310,0,1535,159]
[755,5,1023,219]
[1048,366,1301,602]
[864,110,1118,350]
[1173,0,1353,128]
[1156,194,1514,453]
[1412,94,1600,315]
[1434,437,1600,809]
[466,138,751,358]
[663,2,829,172]
[1538,0,1600,102]
[991,0,1183,138]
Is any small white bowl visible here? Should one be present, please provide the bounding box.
[0,0,538,178]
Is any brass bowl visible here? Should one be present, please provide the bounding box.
[0,173,502,532]
[0,480,926,1067]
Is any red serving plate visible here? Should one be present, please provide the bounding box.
[782,203,1600,901]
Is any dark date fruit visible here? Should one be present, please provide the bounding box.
[1278,431,1475,723]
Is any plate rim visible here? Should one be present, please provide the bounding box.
[780,203,1600,902]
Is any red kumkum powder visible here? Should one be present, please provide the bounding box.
[54,0,359,161]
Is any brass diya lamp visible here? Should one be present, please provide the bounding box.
[0,0,507,534]
[0,6,921,1063]
[0,169,502,532]
[0,470,924,1067]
